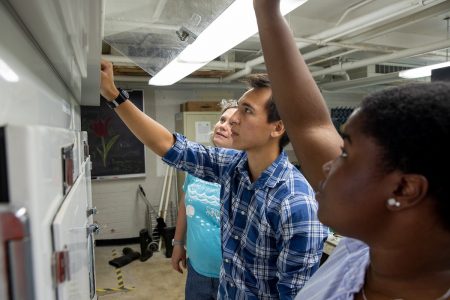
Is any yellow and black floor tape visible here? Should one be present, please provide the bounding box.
[97,249,135,296]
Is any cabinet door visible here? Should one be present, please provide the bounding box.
[52,168,92,299]
[6,0,102,104]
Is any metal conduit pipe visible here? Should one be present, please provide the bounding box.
[115,76,246,90]
[311,39,450,77]
[295,0,450,62]
[249,36,399,53]
[103,54,248,70]
[115,75,222,83]
[222,0,443,82]
[319,72,404,91]
[309,49,360,66]
[342,0,450,45]
[319,0,444,43]
[223,0,422,83]
[303,46,342,61]
[335,0,375,26]
[156,83,246,90]
[222,56,265,82]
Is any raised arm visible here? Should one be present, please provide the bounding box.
[100,59,174,157]
[253,0,343,190]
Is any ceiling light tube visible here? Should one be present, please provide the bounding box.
[399,61,450,79]
[149,0,308,86]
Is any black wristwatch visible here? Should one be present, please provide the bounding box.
[106,88,129,109]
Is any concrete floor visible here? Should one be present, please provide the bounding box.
[95,244,187,300]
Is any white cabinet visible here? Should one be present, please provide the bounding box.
[175,111,221,145]
[3,125,96,300]
[6,0,103,105]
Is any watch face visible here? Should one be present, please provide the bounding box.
[121,89,129,99]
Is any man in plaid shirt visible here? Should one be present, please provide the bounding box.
[100,62,328,299]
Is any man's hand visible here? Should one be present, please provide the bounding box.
[100,59,119,101]
[171,245,187,274]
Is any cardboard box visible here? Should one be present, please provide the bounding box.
[180,101,221,112]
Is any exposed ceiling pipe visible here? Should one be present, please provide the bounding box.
[115,75,226,84]
[303,0,450,61]
[346,1,450,44]
[319,72,406,91]
[103,54,248,70]
[258,0,450,63]
[311,39,450,77]
[320,0,445,43]
[222,0,444,82]
[302,45,342,61]
[248,36,397,54]
[222,56,264,82]
[115,75,246,90]
[309,49,360,66]
[152,83,246,90]
[335,0,375,26]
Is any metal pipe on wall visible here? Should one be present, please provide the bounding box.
[222,0,445,82]
[311,39,450,77]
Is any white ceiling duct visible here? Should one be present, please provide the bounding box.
[102,0,450,89]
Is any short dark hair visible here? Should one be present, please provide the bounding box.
[242,74,290,150]
[359,82,450,231]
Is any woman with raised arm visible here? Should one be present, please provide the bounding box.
[254,1,450,299]
[171,100,237,300]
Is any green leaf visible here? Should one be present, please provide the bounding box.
[104,135,120,156]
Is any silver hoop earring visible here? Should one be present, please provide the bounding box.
[387,198,400,208]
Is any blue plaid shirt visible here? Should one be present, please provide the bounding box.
[163,133,328,300]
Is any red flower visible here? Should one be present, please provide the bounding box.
[90,117,112,137]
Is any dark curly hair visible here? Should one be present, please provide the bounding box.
[359,82,450,230]
[242,74,290,151]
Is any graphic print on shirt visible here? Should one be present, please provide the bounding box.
[185,176,221,225]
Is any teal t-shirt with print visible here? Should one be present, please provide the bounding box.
[183,173,222,278]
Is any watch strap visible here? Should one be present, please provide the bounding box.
[171,239,184,246]
[106,88,129,109]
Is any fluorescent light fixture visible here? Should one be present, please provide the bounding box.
[399,61,450,79]
[0,58,19,82]
[149,0,308,86]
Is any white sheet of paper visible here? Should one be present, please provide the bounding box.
[195,121,211,143]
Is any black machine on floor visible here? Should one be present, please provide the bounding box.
[137,185,165,261]
[107,185,169,268]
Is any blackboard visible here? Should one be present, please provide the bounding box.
[81,90,145,179]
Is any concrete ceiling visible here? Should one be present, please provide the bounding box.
[102,0,450,91]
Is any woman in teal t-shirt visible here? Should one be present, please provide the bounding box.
[171,100,237,300]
